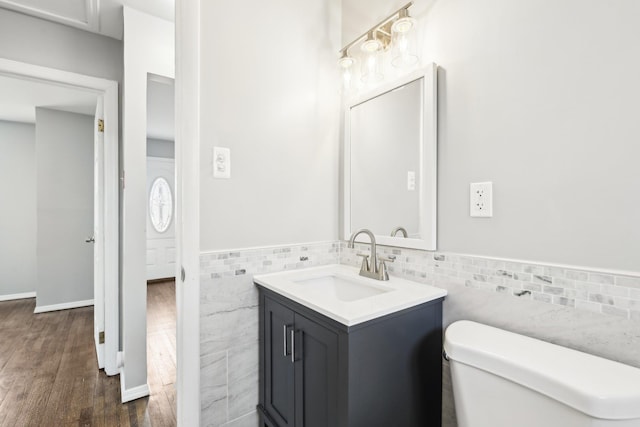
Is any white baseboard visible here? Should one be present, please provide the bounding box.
[0,291,36,302]
[34,299,94,313]
[120,368,150,403]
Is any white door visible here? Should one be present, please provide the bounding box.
[146,157,176,280]
[94,98,105,368]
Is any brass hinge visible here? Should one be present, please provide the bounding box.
[98,119,104,133]
[99,331,105,344]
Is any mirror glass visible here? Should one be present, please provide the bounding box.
[345,66,437,250]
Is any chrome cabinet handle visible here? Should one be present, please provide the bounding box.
[291,329,295,363]
[283,324,292,357]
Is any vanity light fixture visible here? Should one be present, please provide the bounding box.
[337,2,419,89]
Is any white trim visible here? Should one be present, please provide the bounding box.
[0,58,120,377]
[0,291,36,302]
[343,65,438,251]
[34,299,94,314]
[176,0,201,424]
[121,384,150,403]
[103,83,119,376]
[0,0,100,32]
[95,334,103,369]
[199,240,337,256]
[120,370,151,403]
[94,95,105,370]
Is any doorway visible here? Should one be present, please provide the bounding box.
[0,60,122,423]
[145,74,177,423]
[0,58,119,374]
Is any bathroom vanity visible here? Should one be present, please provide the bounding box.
[255,265,446,427]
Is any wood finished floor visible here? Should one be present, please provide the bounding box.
[0,280,176,427]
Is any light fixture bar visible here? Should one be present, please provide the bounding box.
[339,2,414,56]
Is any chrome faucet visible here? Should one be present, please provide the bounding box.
[348,228,394,281]
[390,226,408,238]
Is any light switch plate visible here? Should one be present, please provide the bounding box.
[213,146,230,179]
[470,182,493,217]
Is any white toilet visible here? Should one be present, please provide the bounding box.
[444,321,640,427]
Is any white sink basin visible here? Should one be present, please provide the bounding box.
[254,264,447,326]
[294,274,392,302]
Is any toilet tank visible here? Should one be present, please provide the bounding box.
[443,321,640,427]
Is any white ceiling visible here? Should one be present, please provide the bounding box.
[0,0,174,39]
[0,74,98,123]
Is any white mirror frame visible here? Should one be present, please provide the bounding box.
[343,63,437,250]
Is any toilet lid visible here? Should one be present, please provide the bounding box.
[444,320,640,420]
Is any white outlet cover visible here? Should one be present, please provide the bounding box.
[407,171,416,191]
[470,182,493,217]
[213,146,230,179]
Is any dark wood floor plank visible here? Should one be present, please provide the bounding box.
[146,280,177,427]
[0,373,28,426]
[0,280,176,427]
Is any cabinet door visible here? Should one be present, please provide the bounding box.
[264,297,296,427]
[293,313,339,427]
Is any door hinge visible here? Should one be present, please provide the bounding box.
[99,331,105,344]
[120,170,125,189]
[98,119,104,133]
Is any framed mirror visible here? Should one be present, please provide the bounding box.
[343,64,437,250]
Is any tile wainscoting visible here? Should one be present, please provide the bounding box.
[199,242,339,426]
[341,243,640,321]
[199,241,640,426]
[341,243,640,427]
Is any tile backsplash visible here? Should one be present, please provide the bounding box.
[341,243,640,320]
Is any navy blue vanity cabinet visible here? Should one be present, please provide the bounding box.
[257,285,444,427]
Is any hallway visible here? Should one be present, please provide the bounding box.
[0,280,176,426]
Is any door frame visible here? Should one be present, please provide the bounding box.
[176,0,202,424]
[0,58,120,376]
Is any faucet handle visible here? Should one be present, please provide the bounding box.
[377,256,395,280]
[356,253,370,272]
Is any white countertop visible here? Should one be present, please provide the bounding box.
[254,264,447,327]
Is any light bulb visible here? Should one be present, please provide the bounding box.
[392,17,416,34]
[338,55,355,69]
[391,14,419,68]
[361,32,382,53]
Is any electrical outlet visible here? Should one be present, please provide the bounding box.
[470,182,493,217]
[213,147,230,179]
[407,171,416,191]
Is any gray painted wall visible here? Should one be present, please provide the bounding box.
[342,0,640,273]
[35,108,94,308]
[0,121,36,297]
[199,0,341,251]
[147,138,174,159]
